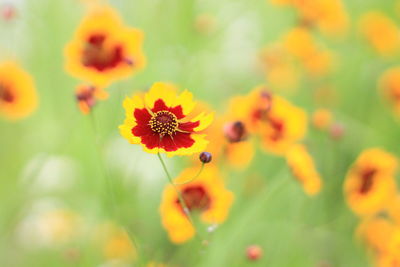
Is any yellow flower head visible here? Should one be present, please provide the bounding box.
[379,67,400,116]
[359,11,400,56]
[259,96,307,155]
[344,148,398,216]
[65,5,146,87]
[119,82,213,156]
[160,165,234,243]
[0,61,38,120]
[286,144,322,196]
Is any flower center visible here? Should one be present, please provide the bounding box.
[82,33,126,72]
[177,186,211,212]
[149,110,178,136]
[0,83,14,103]
[359,168,376,194]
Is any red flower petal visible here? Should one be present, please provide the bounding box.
[134,107,151,124]
[141,133,160,149]
[152,99,169,113]
[169,105,185,119]
[173,132,195,148]
[132,123,152,136]
[179,121,200,132]
[160,135,177,152]
[151,99,185,119]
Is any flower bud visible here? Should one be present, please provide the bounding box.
[223,121,247,143]
[199,152,212,164]
[329,123,344,140]
[246,245,262,261]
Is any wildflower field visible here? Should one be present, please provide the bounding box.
[1,0,400,266]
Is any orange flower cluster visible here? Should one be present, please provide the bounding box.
[270,0,349,37]
[260,27,335,92]
[344,148,400,265]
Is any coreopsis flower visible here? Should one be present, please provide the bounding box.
[359,11,400,56]
[379,67,400,116]
[64,5,146,87]
[312,108,333,130]
[286,144,322,196]
[0,61,38,120]
[259,96,307,155]
[160,165,234,243]
[344,148,398,216]
[75,84,108,114]
[119,82,213,156]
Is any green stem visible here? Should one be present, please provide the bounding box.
[174,163,205,185]
[156,153,196,228]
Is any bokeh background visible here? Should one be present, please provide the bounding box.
[1,0,399,266]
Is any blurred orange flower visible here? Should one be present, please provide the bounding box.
[0,61,38,120]
[259,96,307,155]
[75,84,108,114]
[359,11,400,56]
[344,148,398,216]
[160,165,234,243]
[119,82,213,156]
[64,5,146,87]
[94,222,136,262]
[286,144,322,196]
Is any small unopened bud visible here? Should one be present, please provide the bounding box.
[224,121,247,143]
[124,58,134,66]
[246,245,262,261]
[1,3,16,21]
[259,90,272,113]
[199,152,212,164]
[329,123,344,140]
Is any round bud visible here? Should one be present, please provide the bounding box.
[199,152,212,164]
[246,245,262,261]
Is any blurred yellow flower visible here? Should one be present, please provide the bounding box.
[0,61,38,120]
[286,144,322,196]
[119,82,213,156]
[359,11,400,56]
[160,165,234,243]
[95,222,137,262]
[64,5,146,87]
[344,148,398,216]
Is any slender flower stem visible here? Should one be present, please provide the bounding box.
[174,163,204,185]
[156,153,196,226]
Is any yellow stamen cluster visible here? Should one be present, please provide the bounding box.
[149,110,178,137]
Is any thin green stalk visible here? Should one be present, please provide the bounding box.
[174,163,204,185]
